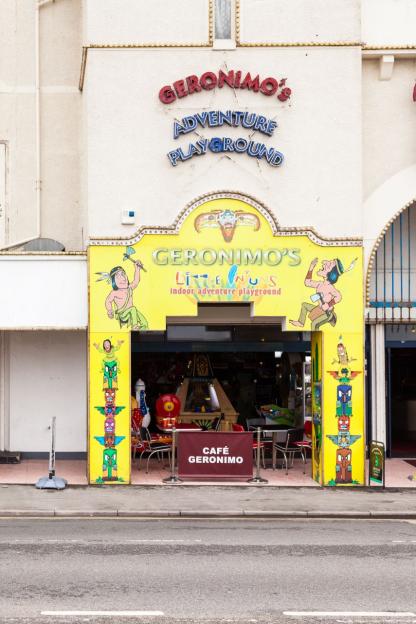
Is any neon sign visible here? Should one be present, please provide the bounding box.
[159,69,292,104]
[173,110,277,138]
[167,110,284,168]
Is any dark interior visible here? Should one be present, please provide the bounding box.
[131,324,310,430]
[389,348,416,458]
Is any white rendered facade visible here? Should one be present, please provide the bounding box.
[0,0,415,455]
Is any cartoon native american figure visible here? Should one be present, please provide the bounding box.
[328,339,361,384]
[94,339,123,362]
[290,257,356,331]
[94,339,124,389]
[96,249,148,331]
[194,209,260,243]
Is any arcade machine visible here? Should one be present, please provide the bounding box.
[176,354,238,431]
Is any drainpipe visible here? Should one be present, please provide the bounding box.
[0,0,55,251]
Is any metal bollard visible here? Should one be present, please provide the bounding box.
[163,427,182,484]
[248,427,268,484]
[35,416,67,490]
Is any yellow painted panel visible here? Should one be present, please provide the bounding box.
[89,332,131,484]
[89,198,363,335]
[311,332,323,484]
[322,332,365,486]
[87,197,365,486]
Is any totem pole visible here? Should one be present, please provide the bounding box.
[326,340,361,484]
[94,340,126,482]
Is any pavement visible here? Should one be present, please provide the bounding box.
[1,483,416,518]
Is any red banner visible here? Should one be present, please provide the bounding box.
[177,432,253,479]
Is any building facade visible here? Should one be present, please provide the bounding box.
[0,0,415,482]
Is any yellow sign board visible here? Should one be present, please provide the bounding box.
[90,196,362,334]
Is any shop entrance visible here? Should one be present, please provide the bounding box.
[88,192,365,485]
[131,304,311,439]
[387,344,416,458]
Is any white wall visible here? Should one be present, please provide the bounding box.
[362,0,416,47]
[240,0,360,43]
[362,55,416,273]
[0,1,37,247]
[0,0,83,251]
[85,46,362,240]
[0,143,5,246]
[363,163,416,268]
[363,59,416,201]
[84,0,210,45]
[0,255,87,329]
[84,0,360,45]
[9,330,87,453]
[39,0,83,250]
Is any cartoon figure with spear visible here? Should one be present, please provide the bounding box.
[96,246,148,330]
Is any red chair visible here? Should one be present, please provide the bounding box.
[232,423,265,469]
[294,420,312,456]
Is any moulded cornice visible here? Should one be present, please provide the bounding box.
[363,46,416,60]
[0,251,86,257]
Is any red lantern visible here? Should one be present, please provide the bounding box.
[155,394,181,429]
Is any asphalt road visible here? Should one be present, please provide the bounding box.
[0,518,416,624]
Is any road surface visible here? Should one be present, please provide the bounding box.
[0,517,415,623]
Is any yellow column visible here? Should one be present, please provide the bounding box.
[311,332,323,484]
[88,332,131,484]
[320,331,365,486]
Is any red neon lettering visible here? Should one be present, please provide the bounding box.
[186,75,202,95]
[278,87,292,102]
[158,70,291,103]
[173,79,188,98]
[200,72,217,90]
[159,85,176,104]
[240,72,260,92]
[260,77,278,96]
[218,69,235,88]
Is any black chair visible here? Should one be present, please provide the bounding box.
[273,428,306,474]
[246,417,266,430]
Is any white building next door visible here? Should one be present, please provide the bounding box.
[0,144,6,247]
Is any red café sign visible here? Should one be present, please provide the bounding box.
[159,69,292,104]
[177,431,253,479]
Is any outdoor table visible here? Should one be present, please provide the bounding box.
[158,424,202,434]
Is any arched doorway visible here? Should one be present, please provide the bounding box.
[367,201,416,458]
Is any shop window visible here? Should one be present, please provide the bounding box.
[214,0,235,49]
[368,202,416,322]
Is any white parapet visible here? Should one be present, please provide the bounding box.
[362,0,416,48]
[0,254,87,329]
